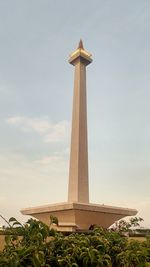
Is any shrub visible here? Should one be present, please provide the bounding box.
[0,216,149,267]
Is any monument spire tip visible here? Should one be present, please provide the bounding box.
[78,39,84,49]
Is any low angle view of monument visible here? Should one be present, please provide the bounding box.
[21,41,137,231]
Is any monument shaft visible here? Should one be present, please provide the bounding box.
[68,42,92,203]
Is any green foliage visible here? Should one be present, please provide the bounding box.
[113,217,144,233]
[0,216,149,267]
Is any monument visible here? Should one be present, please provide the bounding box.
[21,41,137,231]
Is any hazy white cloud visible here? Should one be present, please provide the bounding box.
[7,116,52,133]
[0,85,9,93]
[6,116,70,143]
[0,151,68,179]
[44,121,70,143]
[35,149,69,166]
[132,198,150,228]
[0,150,69,223]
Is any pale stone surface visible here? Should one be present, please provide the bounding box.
[21,41,137,231]
[68,42,92,203]
[21,202,137,231]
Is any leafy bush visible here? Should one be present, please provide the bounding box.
[0,216,149,267]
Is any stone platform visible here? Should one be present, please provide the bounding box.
[21,202,137,231]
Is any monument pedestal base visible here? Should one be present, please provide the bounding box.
[21,202,137,231]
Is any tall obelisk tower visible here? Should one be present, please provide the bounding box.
[68,40,92,203]
[21,41,137,231]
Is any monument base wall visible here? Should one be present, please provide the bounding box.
[21,202,137,231]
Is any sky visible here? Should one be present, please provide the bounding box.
[0,0,150,228]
